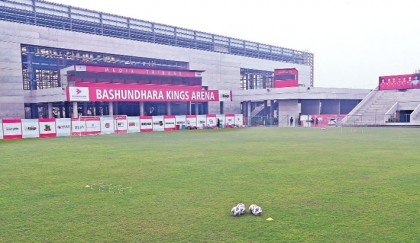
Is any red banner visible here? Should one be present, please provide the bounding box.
[379,74,420,90]
[274,80,298,88]
[78,65,202,78]
[274,68,299,88]
[75,82,203,90]
[68,83,220,102]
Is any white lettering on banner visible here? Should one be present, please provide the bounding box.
[101,67,189,76]
[140,90,146,99]
[104,67,135,74]
[92,87,220,101]
[191,91,215,101]
[96,89,166,101]
[166,90,190,100]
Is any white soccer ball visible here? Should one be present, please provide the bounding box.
[231,205,242,216]
[249,204,262,216]
[249,204,257,214]
[237,203,246,215]
[252,206,262,216]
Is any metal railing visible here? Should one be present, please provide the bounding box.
[343,113,416,126]
[0,0,313,66]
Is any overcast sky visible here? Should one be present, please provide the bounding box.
[47,0,420,89]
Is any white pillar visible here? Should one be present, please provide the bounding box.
[187,102,191,115]
[139,101,144,116]
[278,101,281,127]
[83,103,88,116]
[109,102,114,116]
[195,103,199,115]
[48,102,53,118]
[246,101,251,126]
[167,102,171,115]
[72,102,78,118]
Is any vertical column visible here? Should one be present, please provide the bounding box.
[187,102,191,115]
[338,100,341,115]
[114,102,118,115]
[195,103,199,115]
[264,100,268,126]
[269,100,274,126]
[31,104,38,118]
[319,99,322,115]
[83,103,88,116]
[109,102,114,116]
[167,102,171,115]
[60,103,64,118]
[64,102,69,118]
[48,102,53,118]
[246,101,251,127]
[139,101,144,116]
[92,103,96,116]
[277,100,281,127]
[72,102,78,118]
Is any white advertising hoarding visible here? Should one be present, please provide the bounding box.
[2,119,22,139]
[186,115,197,128]
[21,119,40,138]
[216,114,225,127]
[152,116,164,132]
[175,115,186,126]
[39,118,57,138]
[127,116,140,133]
[55,118,71,137]
[196,115,207,129]
[114,116,128,134]
[225,114,235,127]
[85,117,101,135]
[164,116,176,131]
[100,116,114,134]
[140,116,153,132]
[235,114,244,126]
[206,115,217,128]
[71,119,86,136]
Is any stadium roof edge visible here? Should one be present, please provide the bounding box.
[1,0,313,63]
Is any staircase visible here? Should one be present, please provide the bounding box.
[343,89,420,126]
[251,104,265,117]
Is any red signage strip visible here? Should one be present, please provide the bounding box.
[274,68,299,88]
[274,68,298,75]
[274,80,298,88]
[79,65,202,78]
[379,74,420,90]
[68,85,220,102]
[75,82,203,91]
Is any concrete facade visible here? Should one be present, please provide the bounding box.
[0,20,315,118]
[0,0,372,122]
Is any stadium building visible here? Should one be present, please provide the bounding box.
[0,0,370,128]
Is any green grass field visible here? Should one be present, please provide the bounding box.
[1,127,419,242]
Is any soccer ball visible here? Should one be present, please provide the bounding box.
[249,204,262,216]
[237,203,246,215]
[249,204,256,213]
[231,203,246,216]
[231,205,242,216]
